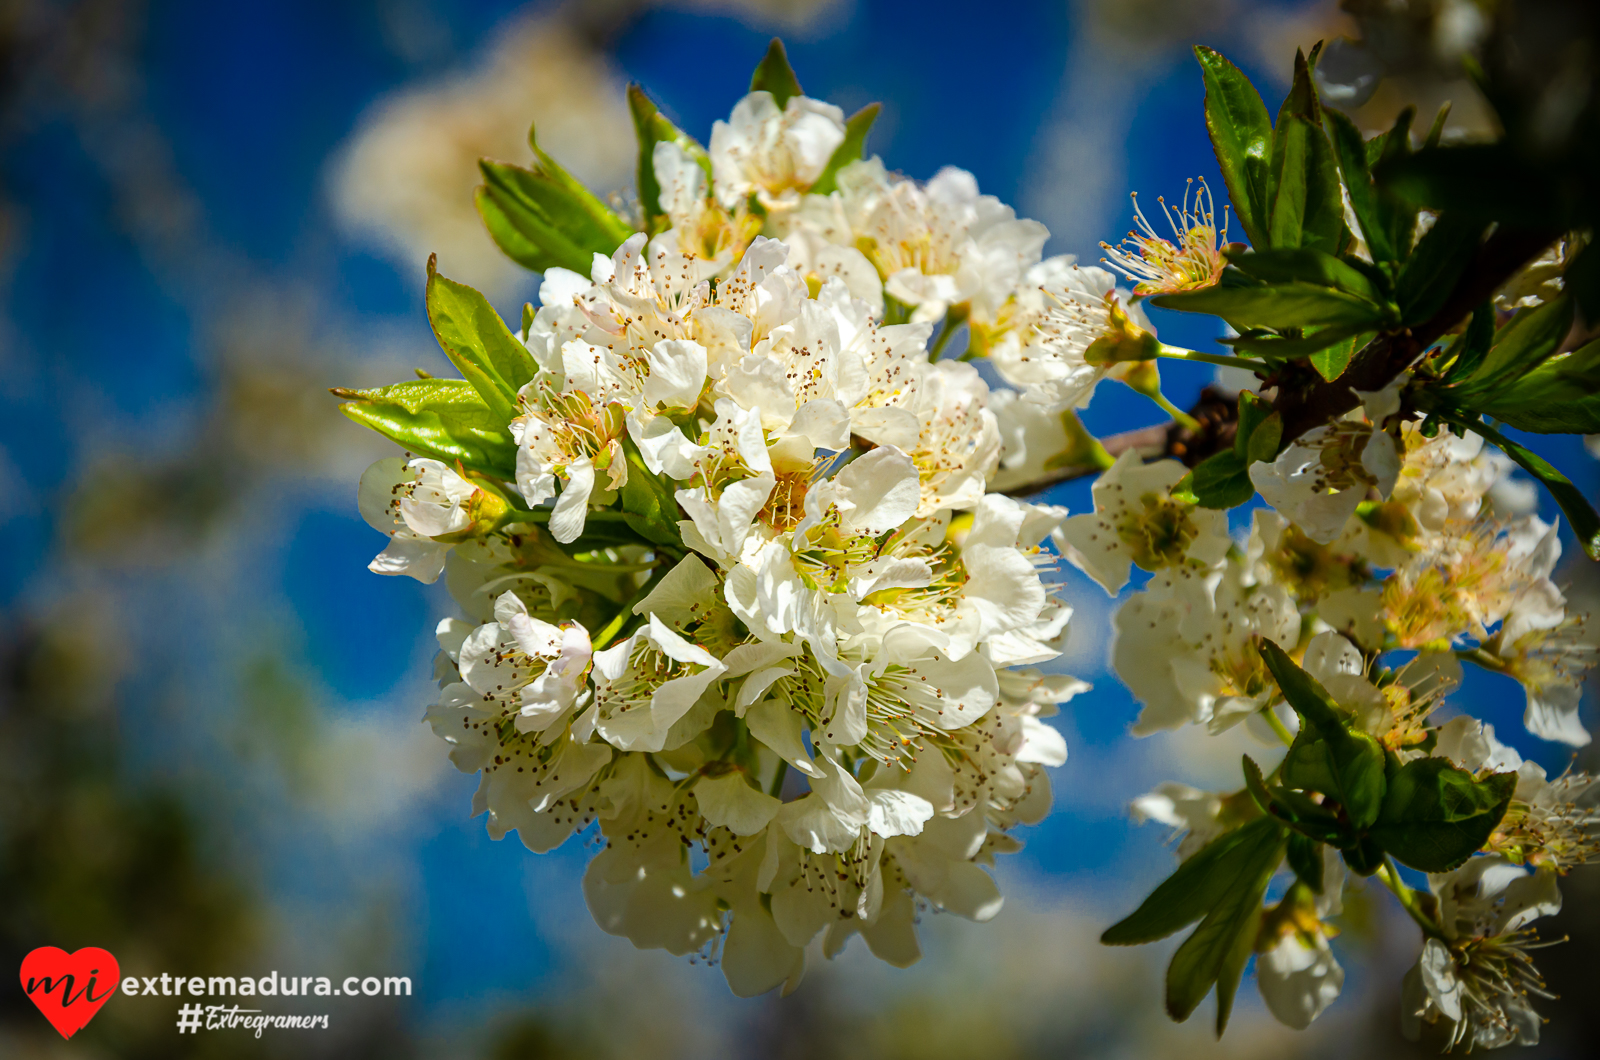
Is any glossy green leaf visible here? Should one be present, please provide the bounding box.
[749,38,803,108]
[1233,390,1269,459]
[1456,295,1574,392]
[1309,330,1371,381]
[618,437,683,548]
[811,103,879,196]
[1149,282,1388,331]
[1226,323,1374,362]
[526,124,636,242]
[425,260,533,424]
[1451,415,1600,561]
[1194,46,1273,248]
[475,186,560,273]
[1163,820,1287,1033]
[1395,213,1487,325]
[477,157,632,276]
[1286,833,1325,894]
[334,379,518,478]
[1369,107,1419,259]
[1368,758,1516,873]
[1190,450,1254,510]
[1440,302,1495,384]
[1259,639,1386,829]
[1267,114,1342,255]
[1224,247,1384,301]
[1101,817,1279,946]
[1474,337,1600,434]
[1324,108,1395,264]
[1246,412,1283,464]
[1342,836,1386,876]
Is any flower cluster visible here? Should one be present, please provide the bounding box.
[338,37,1600,1040]
[1089,398,1597,1040]
[357,107,1092,987]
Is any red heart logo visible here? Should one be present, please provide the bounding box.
[20,947,120,1039]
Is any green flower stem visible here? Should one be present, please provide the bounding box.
[590,563,668,650]
[1263,708,1296,748]
[768,760,789,799]
[1377,856,1443,938]
[1156,344,1269,373]
[1456,646,1508,673]
[1146,389,1202,431]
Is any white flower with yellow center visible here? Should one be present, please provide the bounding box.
[582,614,729,753]
[1060,450,1231,596]
[985,259,1146,413]
[1251,382,1404,544]
[824,159,1048,324]
[710,91,847,212]
[358,456,481,583]
[511,382,628,544]
[1404,856,1562,1050]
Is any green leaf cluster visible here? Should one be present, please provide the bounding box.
[477,127,635,273]
[1102,817,1287,1035]
[1255,639,1514,873]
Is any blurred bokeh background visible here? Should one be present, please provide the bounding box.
[2,0,1597,1056]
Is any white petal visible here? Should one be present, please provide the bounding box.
[695,772,782,836]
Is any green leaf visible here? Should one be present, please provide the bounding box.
[1369,107,1420,259]
[1193,46,1273,248]
[1455,296,1574,392]
[1285,833,1325,894]
[1273,44,1323,128]
[526,124,636,243]
[1259,639,1386,830]
[1474,337,1600,434]
[1224,247,1384,301]
[749,38,803,108]
[1342,836,1386,876]
[1324,108,1395,264]
[1449,415,1600,561]
[1267,115,1342,254]
[1395,213,1487,325]
[1309,330,1371,381]
[1226,323,1374,361]
[1440,302,1494,383]
[475,184,563,273]
[1368,758,1516,873]
[425,259,534,424]
[1246,412,1283,464]
[1191,450,1255,510]
[477,155,632,276]
[811,103,879,196]
[1149,282,1389,331]
[1101,817,1279,946]
[1164,821,1287,1033]
[334,379,518,478]
[628,84,712,233]
[1233,390,1269,459]
[617,437,683,548]
[1267,115,1309,249]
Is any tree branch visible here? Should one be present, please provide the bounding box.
[1273,226,1561,440]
